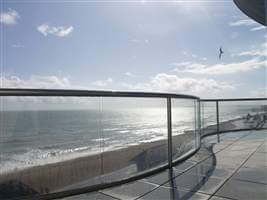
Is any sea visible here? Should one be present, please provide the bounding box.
[0,103,262,174]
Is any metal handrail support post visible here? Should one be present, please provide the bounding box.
[216,101,220,143]
[198,100,201,147]
[167,97,173,168]
[194,100,197,148]
[201,102,205,136]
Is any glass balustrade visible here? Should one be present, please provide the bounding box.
[171,99,199,162]
[0,89,266,200]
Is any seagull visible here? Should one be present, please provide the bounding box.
[219,47,224,59]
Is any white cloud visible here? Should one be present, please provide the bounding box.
[171,62,192,67]
[91,78,113,87]
[125,72,133,76]
[229,19,265,32]
[125,72,138,78]
[235,41,267,57]
[229,19,257,27]
[0,9,20,25]
[180,51,207,61]
[37,24,74,37]
[122,73,234,97]
[2,75,71,89]
[174,44,266,75]
[231,32,239,39]
[173,58,265,75]
[0,75,94,106]
[172,62,206,71]
[250,26,266,31]
[130,38,149,44]
[12,44,25,48]
[238,50,266,57]
[182,51,189,56]
[250,88,267,97]
[130,39,140,43]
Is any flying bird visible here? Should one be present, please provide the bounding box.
[219,47,224,59]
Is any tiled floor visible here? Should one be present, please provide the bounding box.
[64,130,267,200]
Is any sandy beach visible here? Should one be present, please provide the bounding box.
[1,114,265,199]
[0,133,194,198]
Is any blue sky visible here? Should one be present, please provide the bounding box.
[0,0,266,98]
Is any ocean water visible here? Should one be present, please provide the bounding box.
[0,104,262,173]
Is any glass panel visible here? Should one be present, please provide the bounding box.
[100,97,168,183]
[0,97,102,198]
[195,101,201,148]
[171,99,196,161]
[219,101,267,133]
[201,102,217,137]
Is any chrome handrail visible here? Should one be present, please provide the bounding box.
[201,98,267,102]
[200,98,267,141]
[0,88,200,200]
[0,88,265,200]
[0,88,200,99]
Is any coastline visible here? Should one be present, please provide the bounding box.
[1,114,265,198]
[0,133,194,197]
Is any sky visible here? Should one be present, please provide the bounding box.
[0,0,266,100]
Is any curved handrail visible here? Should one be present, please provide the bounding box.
[1,89,265,199]
[201,98,267,102]
[0,88,201,200]
[0,88,200,99]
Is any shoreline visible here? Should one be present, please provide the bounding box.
[0,133,194,197]
[1,114,266,198]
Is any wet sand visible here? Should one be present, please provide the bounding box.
[0,133,194,197]
[1,114,265,198]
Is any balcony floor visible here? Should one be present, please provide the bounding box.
[64,130,267,200]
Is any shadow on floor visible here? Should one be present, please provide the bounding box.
[167,143,217,200]
[0,180,40,199]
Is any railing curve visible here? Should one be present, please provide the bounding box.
[0,89,200,200]
[1,89,266,200]
[200,98,267,141]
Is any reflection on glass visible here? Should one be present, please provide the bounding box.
[0,97,102,197]
[171,99,197,160]
[201,101,267,137]
[219,101,267,132]
[100,97,168,183]
[201,102,217,136]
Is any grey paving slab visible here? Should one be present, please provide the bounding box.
[243,153,267,168]
[232,167,267,184]
[216,179,267,200]
[209,196,232,200]
[212,140,234,146]
[62,192,119,200]
[137,186,210,200]
[212,154,246,167]
[241,136,267,141]
[257,145,267,153]
[234,140,263,145]
[250,152,267,160]
[227,145,258,152]
[163,173,224,195]
[197,149,214,156]
[101,181,157,200]
[199,156,241,171]
[187,163,235,179]
[141,168,181,185]
[234,143,263,149]
[209,144,230,154]
[173,161,197,172]
[187,152,211,163]
[216,149,252,158]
